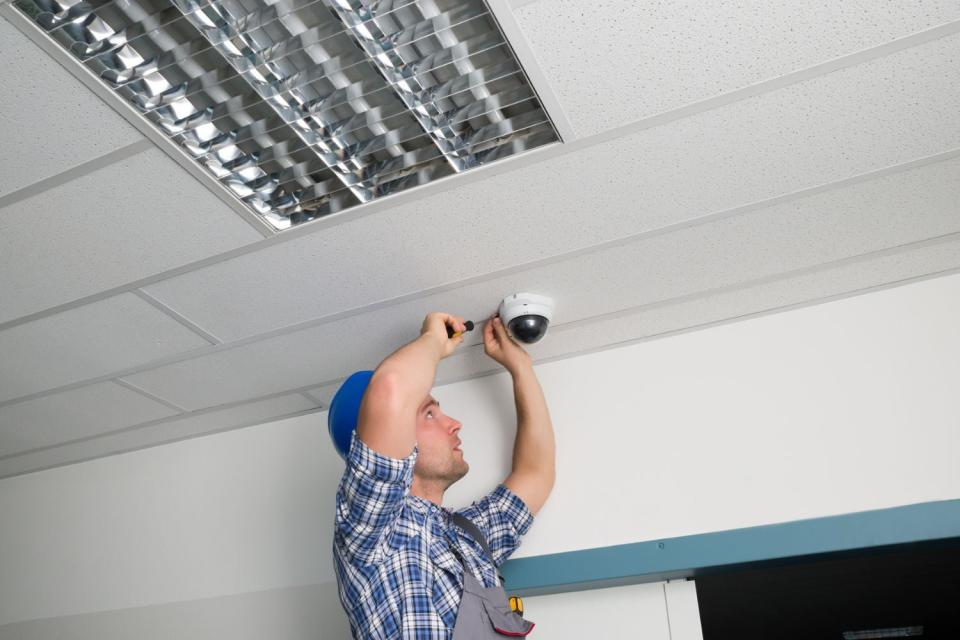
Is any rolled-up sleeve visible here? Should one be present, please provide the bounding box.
[335,431,417,566]
[456,484,534,566]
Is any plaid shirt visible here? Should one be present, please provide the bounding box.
[334,432,534,639]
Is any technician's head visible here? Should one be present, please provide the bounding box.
[413,393,468,488]
[328,372,468,487]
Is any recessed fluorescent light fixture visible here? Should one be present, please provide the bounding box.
[14,0,560,230]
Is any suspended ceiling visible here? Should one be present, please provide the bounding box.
[1,0,959,478]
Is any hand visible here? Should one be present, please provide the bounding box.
[483,315,532,373]
[420,312,468,359]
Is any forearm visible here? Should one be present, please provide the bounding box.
[357,334,444,457]
[375,333,445,405]
[509,363,556,483]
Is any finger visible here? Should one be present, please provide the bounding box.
[483,318,498,351]
[436,313,453,333]
[485,317,500,343]
[492,315,509,339]
[443,314,460,335]
[444,314,464,334]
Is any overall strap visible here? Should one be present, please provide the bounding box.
[450,513,494,561]
[450,513,506,585]
[450,513,503,585]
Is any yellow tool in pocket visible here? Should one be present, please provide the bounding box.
[508,596,523,615]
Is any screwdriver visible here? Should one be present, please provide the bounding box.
[447,320,475,339]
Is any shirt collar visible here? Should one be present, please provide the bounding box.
[407,494,455,522]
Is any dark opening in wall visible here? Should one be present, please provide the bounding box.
[696,539,960,640]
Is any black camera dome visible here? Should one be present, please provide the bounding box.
[507,315,550,344]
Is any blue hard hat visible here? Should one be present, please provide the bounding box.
[328,370,374,460]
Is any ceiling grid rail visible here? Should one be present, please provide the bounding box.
[1,228,959,413]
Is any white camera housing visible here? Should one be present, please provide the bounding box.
[498,293,555,344]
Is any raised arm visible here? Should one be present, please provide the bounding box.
[483,316,556,515]
[357,312,468,459]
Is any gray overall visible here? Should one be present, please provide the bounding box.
[449,513,535,639]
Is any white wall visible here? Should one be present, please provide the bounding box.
[2,272,958,636]
[447,272,960,557]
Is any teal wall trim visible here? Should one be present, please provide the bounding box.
[501,499,960,596]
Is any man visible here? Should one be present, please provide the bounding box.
[330,312,556,639]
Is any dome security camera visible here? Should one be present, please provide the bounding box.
[498,293,555,344]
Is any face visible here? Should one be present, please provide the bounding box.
[413,394,469,487]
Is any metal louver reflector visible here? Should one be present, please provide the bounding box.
[15,0,560,230]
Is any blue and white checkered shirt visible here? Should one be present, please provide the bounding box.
[334,432,534,639]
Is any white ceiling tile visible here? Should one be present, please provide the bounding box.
[513,0,960,137]
[144,395,319,443]
[435,243,960,385]
[0,394,318,478]
[0,293,210,403]
[298,237,960,406]
[124,155,960,411]
[0,382,178,457]
[0,147,264,324]
[456,156,960,328]
[542,247,960,365]
[119,328,369,412]
[143,35,960,341]
[0,18,143,197]
[304,387,337,408]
